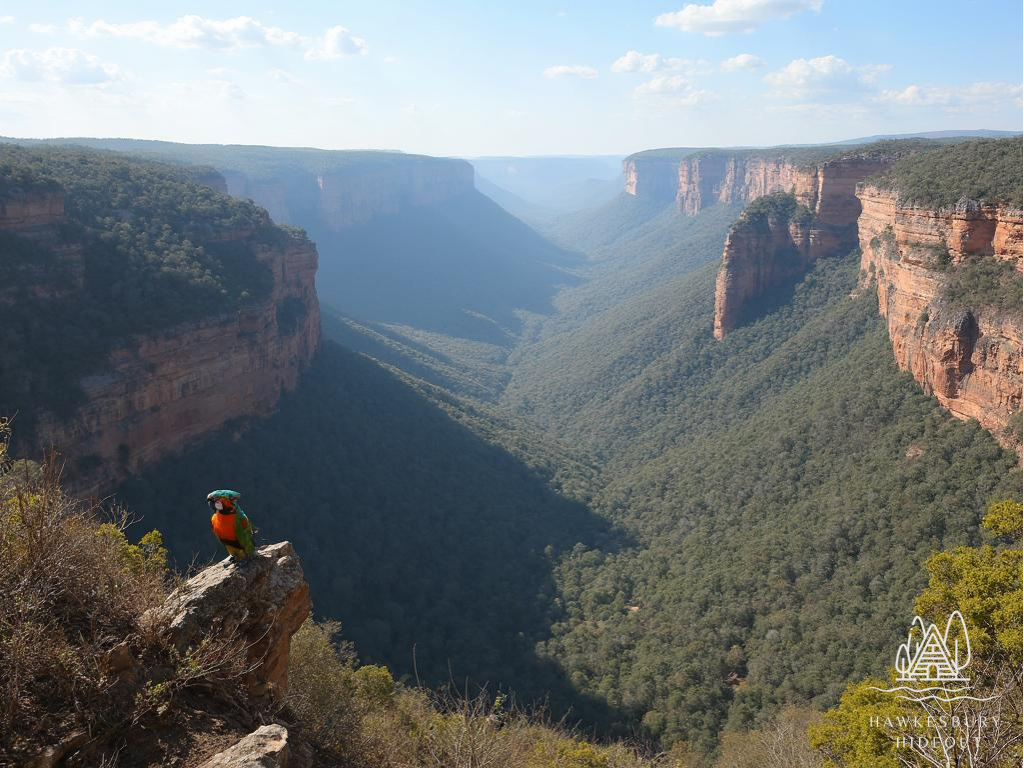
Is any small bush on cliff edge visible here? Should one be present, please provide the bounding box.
[0,421,235,765]
[287,615,677,768]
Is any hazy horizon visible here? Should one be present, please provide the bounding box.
[1,1,1021,156]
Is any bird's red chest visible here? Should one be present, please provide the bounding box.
[212,512,237,541]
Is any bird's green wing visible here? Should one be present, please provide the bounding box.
[235,508,255,556]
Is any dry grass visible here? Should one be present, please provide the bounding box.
[0,423,252,766]
[286,616,698,768]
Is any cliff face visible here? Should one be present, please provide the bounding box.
[677,154,891,218]
[712,157,891,338]
[224,159,475,231]
[714,214,811,339]
[0,188,84,303]
[857,185,1023,442]
[35,228,320,495]
[0,188,65,228]
[623,156,682,202]
[623,149,892,219]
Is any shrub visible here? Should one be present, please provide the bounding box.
[0,422,249,765]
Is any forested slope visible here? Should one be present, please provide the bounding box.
[49,138,1016,763]
[118,341,615,722]
[499,192,1019,752]
[537,257,1016,751]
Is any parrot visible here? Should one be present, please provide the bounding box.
[207,489,255,562]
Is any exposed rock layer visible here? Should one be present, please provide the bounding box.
[0,189,65,229]
[145,542,312,704]
[34,227,320,495]
[712,157,891,338]
[713,214,820,339]
[857,185,1023,442]
[623,155,685,202]
[198,725,291,768]
[0,189,84,304]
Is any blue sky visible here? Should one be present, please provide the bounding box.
[1,0,1021,156]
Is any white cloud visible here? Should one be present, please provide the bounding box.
[0,17,14,25]
[635,74,691,94]
[656,0,822,36]
[304,25,367,60]
[611,50,712,75]
[675,88,717,106]
[543,64,598,79]
[613,50,662,73]
[0,47,124,85]
[721,53,764,70]
[763,54,883,99]
[29,23,56,34]
[633,74,716,106]
[322,95,355,107]
[877,81,1023,108]
[68,15,367,58]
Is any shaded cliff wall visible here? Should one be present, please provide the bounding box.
[222,158,475,232]
[623,155,684,202]
[713,211,817,339]
[21,193,321,494]
[0,189,85,303]
[0,188,65,228]
[857,185,1022,442]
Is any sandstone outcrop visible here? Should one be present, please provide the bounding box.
[857,185,1022,443]
[623,149,892,219]
[0,187,65,229]
[712,157,891,338]
[144,542,311,704]
[0,188,85,303]
[713,204,819,339]
[623,153,688,202]
[198,725,291,768]
[33,228,320,496]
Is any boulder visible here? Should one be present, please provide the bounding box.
[198,724,290,768]
[143,542,311,702]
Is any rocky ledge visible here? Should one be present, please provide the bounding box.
[144,542,312,704]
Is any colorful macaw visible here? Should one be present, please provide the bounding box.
[207,489,255,561]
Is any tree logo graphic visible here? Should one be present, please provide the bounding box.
[870,611,996,702]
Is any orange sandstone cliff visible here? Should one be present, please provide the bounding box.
[24,203,321,495]
[712,156,893,338]
[857,185,1022,443]
[623,150,891,219]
